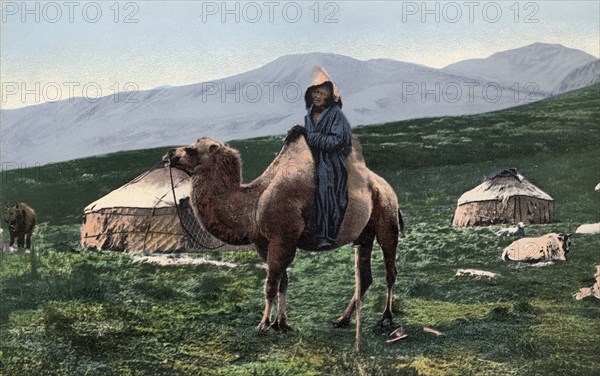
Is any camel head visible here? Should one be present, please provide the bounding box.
[165,137,242,181]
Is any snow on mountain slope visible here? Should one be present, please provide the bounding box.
[1,44,596,167]
[553,59,600,94]
[443,43,597,95]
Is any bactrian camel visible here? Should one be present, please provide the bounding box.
[166,130,404,331]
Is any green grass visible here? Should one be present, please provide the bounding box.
[1,84,599,375]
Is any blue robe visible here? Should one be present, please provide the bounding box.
[304,104,352,242]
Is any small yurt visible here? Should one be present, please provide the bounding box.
[81,164,243,253]
[452,168,554,227]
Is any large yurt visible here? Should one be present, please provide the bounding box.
[81,164,244,253]
[452,168,554,227]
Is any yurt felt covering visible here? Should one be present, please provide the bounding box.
[452,168,554,227]
[81,166,243,253]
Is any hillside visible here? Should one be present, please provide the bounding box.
[0,83,599,375]
[2,43,597,167]
[1,83,598,225]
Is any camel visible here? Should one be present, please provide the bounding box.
[165,129,404,332]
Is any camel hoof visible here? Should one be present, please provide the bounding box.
[257,320,271,332]
[332,316,351,328]
[271,320,292,332]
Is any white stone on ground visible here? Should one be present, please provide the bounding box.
[455,269,498,280]
[575,265,600,300]
[575,223,600,234]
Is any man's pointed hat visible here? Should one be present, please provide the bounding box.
[309,66,340,102]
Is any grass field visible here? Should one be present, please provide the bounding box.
[1,84,599,375]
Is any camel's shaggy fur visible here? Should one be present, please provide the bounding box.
[167,134,403,331]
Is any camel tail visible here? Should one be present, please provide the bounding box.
[398,208,405,236]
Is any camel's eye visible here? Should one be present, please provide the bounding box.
[184,147,197,155]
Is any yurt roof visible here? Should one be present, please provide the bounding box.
[84,166,190,213]
[457,168,553,205]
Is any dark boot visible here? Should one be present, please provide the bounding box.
[316,238,332,250]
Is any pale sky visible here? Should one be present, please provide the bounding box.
[1,0,599,108]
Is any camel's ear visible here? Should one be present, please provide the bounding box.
[208,144,220,153]
[14,203,19,208]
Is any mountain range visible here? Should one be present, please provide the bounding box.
[1,42,598,166]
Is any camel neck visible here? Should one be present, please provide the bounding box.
[190,165,259,245]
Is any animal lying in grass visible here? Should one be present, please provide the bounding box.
[3,203,36,252]
[166,134,403,332]
[496,222,525,237]
[501,233,572,262]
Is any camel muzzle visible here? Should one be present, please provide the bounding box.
[164,149,180,167]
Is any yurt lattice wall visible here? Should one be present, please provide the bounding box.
[81,166,244,253]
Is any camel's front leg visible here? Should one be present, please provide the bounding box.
[257,267,285,332]
[271,271,292,332]
[257,240,296,332]
[257,289,276,332]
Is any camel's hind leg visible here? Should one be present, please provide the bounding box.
[375,209,400,328]
[333,222,375,328]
